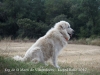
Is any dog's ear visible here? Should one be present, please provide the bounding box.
[60,25,63,29]
[60,24,65,29]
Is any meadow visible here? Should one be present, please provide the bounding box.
[0,39,100,75]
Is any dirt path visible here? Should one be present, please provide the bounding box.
[0,42,100,70]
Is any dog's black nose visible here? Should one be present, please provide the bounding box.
[72,30,75,34]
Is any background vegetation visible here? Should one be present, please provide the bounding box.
[0,0,100,39]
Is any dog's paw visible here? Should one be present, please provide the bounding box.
[44,63,48,66]
[54,65,60,68]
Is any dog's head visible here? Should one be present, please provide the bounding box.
[54,21,74,40]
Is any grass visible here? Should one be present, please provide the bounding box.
[0,38,100,75]
[1,37,100,46]
[0,56,100,75]
[69,38,100,46]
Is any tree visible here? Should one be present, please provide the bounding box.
[44,0,72,24]
[70,0,100,38]
[26,0,46,22]
[50,14,68,26]
[17,18,49,38]
[0,0,46,38]
[0,0,100,39]
[80,0,100,37]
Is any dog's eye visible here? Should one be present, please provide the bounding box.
[68,26,70,28]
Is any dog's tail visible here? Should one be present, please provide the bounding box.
[13,55,27,62]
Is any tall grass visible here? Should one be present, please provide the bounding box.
[69,38,100,46]
[0,37,36,42]
[0,56,100,75]
[1,37,100,46]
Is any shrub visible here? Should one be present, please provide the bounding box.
[17,18,49,39]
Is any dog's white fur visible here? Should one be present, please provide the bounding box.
[13,21,74,68]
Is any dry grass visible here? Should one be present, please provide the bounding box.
[59,44,100,71]
[90,39,100,46]
[0,40,100,71]
[69,38,100,46]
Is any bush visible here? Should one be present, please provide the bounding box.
[50,14,68,26]
[17,18,49,38]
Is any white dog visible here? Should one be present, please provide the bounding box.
[13,21,74,68]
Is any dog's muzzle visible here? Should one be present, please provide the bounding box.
[68,30,74,37]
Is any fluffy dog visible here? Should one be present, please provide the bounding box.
[13,21,74,68]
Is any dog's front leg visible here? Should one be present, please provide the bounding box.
[52,50,60,68]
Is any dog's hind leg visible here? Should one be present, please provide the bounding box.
[39,50,47,65]
[31,58,40,63]
[31,47,46,65]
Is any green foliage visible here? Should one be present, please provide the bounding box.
[44,0,72,23]
[17,18,48,38]
[50,14,68,26]
[0,0,100,39]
